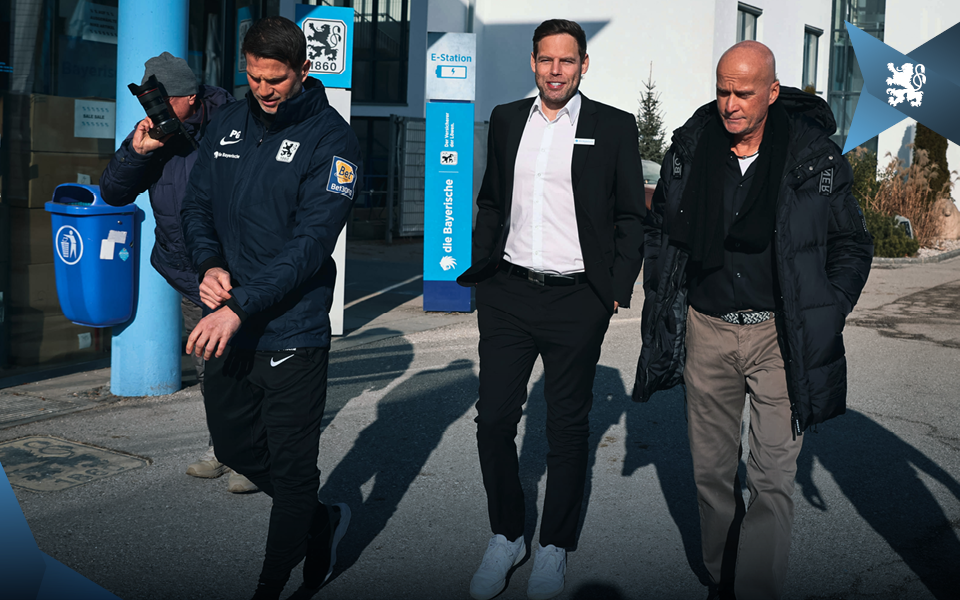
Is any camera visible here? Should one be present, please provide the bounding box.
[128,75,197,150]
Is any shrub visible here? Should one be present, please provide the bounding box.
[913,123,950,202]
[846,146,953,253]
[847,147,880,207]
[872,148,944,247]
[863,206,919,257]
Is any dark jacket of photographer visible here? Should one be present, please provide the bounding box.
[100,84,234,307]
[633,87,874,431]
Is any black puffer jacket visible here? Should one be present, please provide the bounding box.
[633,87,874,433]
[100,85,234,307]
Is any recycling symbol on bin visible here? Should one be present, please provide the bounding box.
[56,226,83,265]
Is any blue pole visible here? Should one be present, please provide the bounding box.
[110,0,188,396]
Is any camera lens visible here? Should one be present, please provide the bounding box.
[128,75,184,141]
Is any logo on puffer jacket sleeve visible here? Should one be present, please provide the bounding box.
[326,156,357,199]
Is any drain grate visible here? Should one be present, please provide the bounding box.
[0,436,149,492]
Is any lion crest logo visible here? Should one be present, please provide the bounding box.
[886,62,926,107]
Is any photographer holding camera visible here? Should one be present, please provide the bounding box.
[100,52,255,494]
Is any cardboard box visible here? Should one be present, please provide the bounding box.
[9,207,54,264]
[7,310,109,366]
[3,93,117,154]
[5,151,112,208]
[9,263,60,313]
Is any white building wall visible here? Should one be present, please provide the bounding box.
[352,0,954,197]
[471,0,720,137]
[735,1,833,94]
[469,0,827,140]
[354,0,831,137]
[877,0,960,204]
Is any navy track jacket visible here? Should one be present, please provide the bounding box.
[181,77,362,350]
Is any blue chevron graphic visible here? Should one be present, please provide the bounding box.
[844,21,960,153]
[0,461,122,600]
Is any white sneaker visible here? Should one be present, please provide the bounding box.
[470,534,525,600]
[526,544,566,600]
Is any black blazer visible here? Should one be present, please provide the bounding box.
[456,94,646,313]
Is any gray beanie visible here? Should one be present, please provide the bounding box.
[141,51,198,96]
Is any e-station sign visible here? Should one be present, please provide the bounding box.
[426,32,476,101]
[423,32,475,313]
[296,5,354,89]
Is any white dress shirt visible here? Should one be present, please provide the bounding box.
[502,93,584,275]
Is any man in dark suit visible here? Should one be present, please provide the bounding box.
[456,19,646,600]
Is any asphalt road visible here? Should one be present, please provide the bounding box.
[2,254,959,600]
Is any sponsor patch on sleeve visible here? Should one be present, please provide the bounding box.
[326,156,357,199]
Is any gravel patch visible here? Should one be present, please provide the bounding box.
[917,239,960,258]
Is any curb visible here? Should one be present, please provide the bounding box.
[872,247,960,268]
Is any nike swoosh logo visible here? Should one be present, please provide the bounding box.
[219,137,242,145]
[270,354,295,367]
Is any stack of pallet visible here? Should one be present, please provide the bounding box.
[2,93,115,367]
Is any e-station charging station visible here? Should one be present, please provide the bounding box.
[295,4,354,334]
[423,32,476,313]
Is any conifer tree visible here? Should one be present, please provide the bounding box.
[637,63,667,164]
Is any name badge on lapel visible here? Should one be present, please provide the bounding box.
[574,138,595,146]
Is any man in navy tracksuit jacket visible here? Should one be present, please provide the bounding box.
[181,17,361,600]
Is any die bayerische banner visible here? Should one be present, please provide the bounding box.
[843,20,960,154]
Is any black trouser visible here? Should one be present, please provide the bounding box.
[475,269,610,549]
[204,345,329,586]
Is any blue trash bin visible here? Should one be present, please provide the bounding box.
[45,184,139,327]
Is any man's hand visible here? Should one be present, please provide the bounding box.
[200,267,233,310]
[186,306,241,360]
[131,117,172,155]
[614,301,619,314]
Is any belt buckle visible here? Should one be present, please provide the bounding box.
[527,269,545,286]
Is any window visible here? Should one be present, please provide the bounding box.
[349,0,411,104]
[827,0,885,151]
[803,26,823,92]
[350,116,391,210]
[737,3,762,42]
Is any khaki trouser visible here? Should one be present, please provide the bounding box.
[684,307,803,600]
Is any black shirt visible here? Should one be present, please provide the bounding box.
[687,152,777,314]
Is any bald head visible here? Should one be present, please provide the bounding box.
[715,41,780,146]
[718,41,777,85]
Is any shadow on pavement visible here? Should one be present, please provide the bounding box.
[318,357,478,576]
[324,328,416,426]
[620,381,709,587]
[796,410,960,600]
[516,366,707,586]
[342,258,423,332]
[570,581,627,599]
